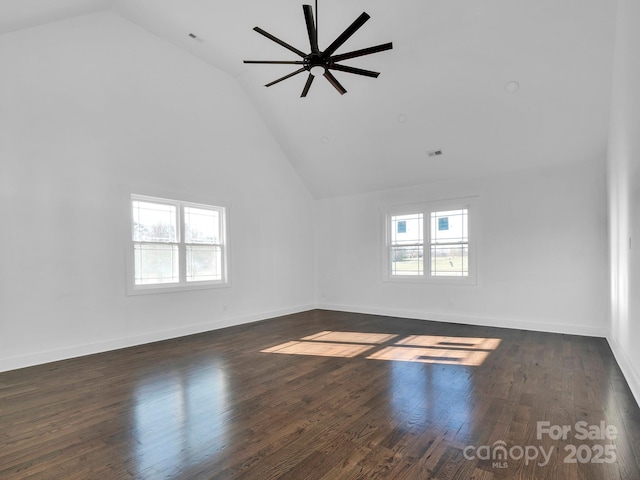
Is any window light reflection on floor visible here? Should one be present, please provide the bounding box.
[395,335,502,350]
[300,331,398,344]
[366,346,491,366]
[261,340,374,358]
[261,332,501,366]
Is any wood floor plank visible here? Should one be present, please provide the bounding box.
[1,310,639,479]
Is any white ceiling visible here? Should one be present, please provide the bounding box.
[1,0,618,198]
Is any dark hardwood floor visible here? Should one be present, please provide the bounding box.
[1,310,639,479]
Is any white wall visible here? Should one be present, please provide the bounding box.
[316,158,608,337]
[607,0,640,404]
[0,12,315,371]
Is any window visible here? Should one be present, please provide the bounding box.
[384,199,476,284]
[128,194,228,294]
[429,209,468,277]
[390,213,424,276]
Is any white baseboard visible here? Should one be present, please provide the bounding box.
[316,303,608,338]
[606,335,640,408]
[0,304,315,373]
[3,303,636,409]
[0,303,612,373]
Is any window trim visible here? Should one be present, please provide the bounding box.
[382,197,478,285]
[126,193,230,295]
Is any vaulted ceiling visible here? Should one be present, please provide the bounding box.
[0,0,618,198]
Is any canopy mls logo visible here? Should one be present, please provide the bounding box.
[463,440,553,468]
[464,421,618,469]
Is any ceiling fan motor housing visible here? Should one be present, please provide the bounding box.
[305,53,326,70]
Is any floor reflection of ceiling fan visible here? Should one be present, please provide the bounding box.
[243,3,393,97]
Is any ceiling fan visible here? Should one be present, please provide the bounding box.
[243,2,393,97]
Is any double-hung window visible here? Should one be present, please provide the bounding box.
[384,198,476,284]
[390,213,424,276]
[429,208,469,277]
[128,194,228,294]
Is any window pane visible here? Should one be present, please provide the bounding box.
[391,246,424,275]
[430,209,468,244]
[132,201,178,243]
[185,207,220,245]
[186,246,222,282]
[431,244,468,276]
[134,244,179,285]
[391,214,423,245]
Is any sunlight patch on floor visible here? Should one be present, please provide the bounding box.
[300,331,398,344]
[261,340,375,358]
[261,331,501,366]
[396,335,502,350]
[366,346,491,366]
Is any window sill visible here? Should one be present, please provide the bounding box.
[383,275,477,286]
[126,281,230,296]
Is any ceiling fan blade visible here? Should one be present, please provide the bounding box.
[329,64,380,78]
[323,70,347,95]
[265,67,306,87]
[303,5,319,53]
[253,27,307,58]
[301,73,315,97]
[330,42,393,63]
[244,60,305,64]
[323,12,370,58]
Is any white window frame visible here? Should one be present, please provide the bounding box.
[126,193,229,295]
[382,197,477,285]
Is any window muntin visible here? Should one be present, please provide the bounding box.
[184,207,219,244]
[129,195,227,293]
[385,202,474,283]
[132,201,178,243]
[186,245,222,282]
[134,244,180,285]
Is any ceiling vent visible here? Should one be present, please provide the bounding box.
[427,150,443,157]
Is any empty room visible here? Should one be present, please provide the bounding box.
[1,0,639,479]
